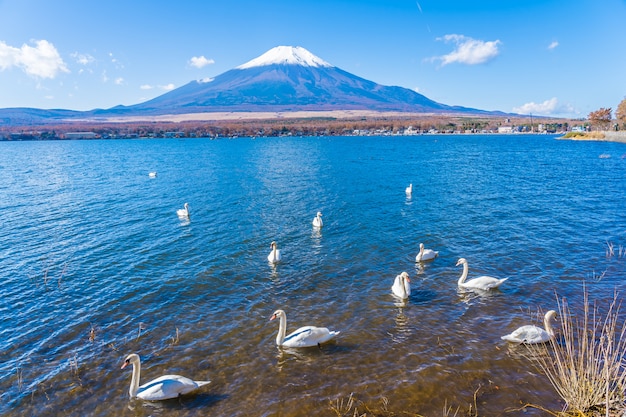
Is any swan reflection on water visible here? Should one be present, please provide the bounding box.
[390,307,411,344]
[456,286,501,304]
[310,227,322,240]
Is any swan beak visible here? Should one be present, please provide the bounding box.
[269,314,277,321]
[121,360,129,370]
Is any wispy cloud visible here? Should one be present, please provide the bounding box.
[114,77,124,85]
[0,39,69,78]
[139,83,175,91]
[189,55,215,68]
[513,97,575,115]
[548,41,559,50]
[431,34,501,66]
[71,52,95,66]
[108,52,124,69]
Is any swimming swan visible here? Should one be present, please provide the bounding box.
[270,309,339,348]
[501,310,557,344]
[148,171,157,178]
[312,211,323,228]
[267,241,281,263]
[456,258,508,290]
[415,243,438,262]
[391,271,411,300]
[121,353,210,401]
[405,184,413,195]
[176,203,189,218]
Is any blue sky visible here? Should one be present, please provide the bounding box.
[1,0,624,118]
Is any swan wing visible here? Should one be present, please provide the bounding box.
[136,375,210,401]
[268,249,282,263]
[501,325,550,344]
[461,276,507,290]
[282,326,339,348]
[417,249,438,262]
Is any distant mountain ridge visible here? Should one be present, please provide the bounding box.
[0,45,505,125]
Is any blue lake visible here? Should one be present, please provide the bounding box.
[0,135,625,416]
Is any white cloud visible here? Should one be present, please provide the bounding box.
[140,83,175,91]
[189,55,215,68]
[548,41,559,50]
[513,97,576,116]
[71,52,95,65]
[114,77,124,85]
[0,39,69,78]
[431,34,501,66]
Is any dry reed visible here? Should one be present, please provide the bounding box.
[524,288,626,416]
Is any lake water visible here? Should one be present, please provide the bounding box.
[0,135,625,417]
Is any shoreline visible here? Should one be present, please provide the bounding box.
[559,130,626,144]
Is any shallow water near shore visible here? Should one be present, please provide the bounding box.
[1,134,625,416]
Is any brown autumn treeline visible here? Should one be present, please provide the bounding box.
[0,114,572,140]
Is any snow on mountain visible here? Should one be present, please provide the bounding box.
[236,46,332,69]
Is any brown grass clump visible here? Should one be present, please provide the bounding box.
[524,288,626,416]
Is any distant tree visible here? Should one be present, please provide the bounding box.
[588,107,613,131]
[616,98,626,129]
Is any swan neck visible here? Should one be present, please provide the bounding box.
[458,262,468,285]
[129,361,140,398]
[401,277,408,298]
[544,315,555,336]
[276,314,287,346]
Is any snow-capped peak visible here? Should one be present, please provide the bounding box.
[236,46,333,69]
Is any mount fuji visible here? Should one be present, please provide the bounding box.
[110,45,494,116]
[1,46,503,124]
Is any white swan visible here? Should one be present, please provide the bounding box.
[121,353,210,401]
[270,309,340,348]
[391,271,411,300]
[176,203,189,218]
[456,258,508,290]
[501,310,557,344]
[267,241,281,263]
[415,243,438,262]
[405,183,413,195]
[148,171,157,178]
[312,211,323,228]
